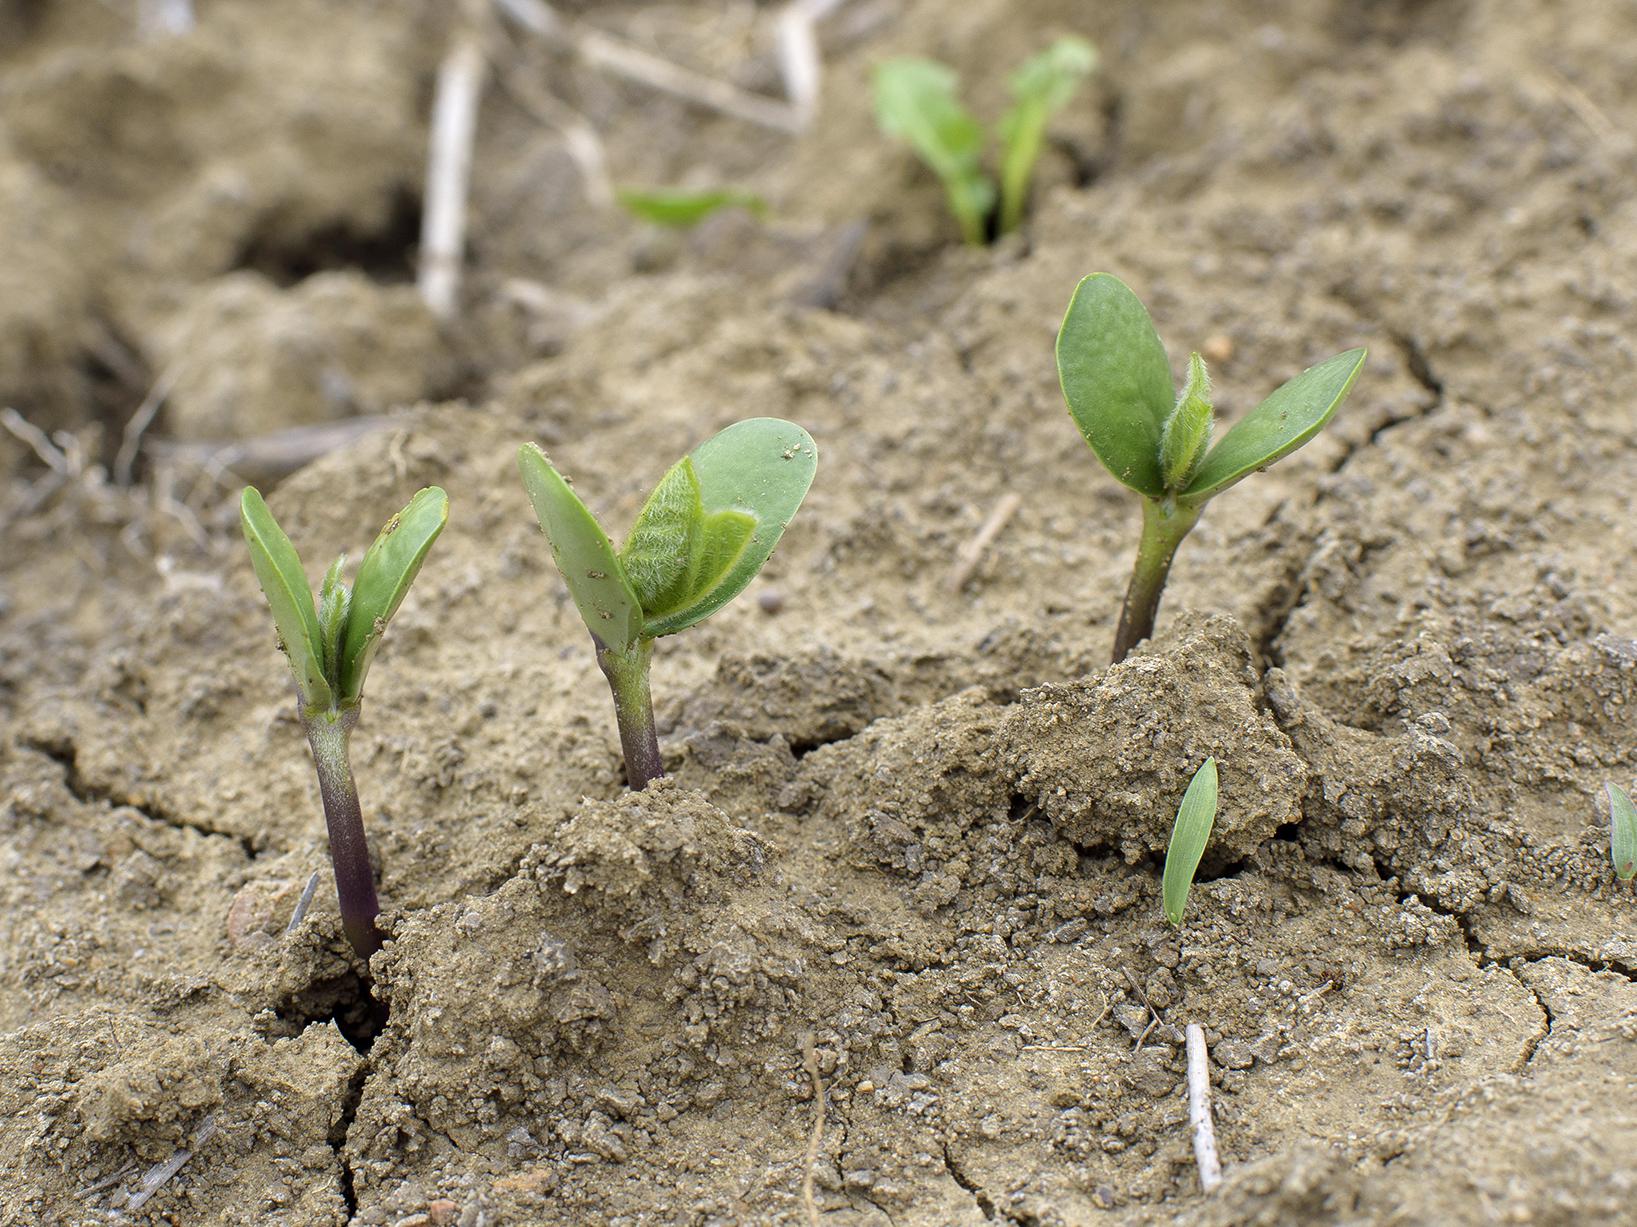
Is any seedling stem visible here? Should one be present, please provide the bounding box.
[303,707,381,957]
[1114,498,1200,664]
[595,635,664,790]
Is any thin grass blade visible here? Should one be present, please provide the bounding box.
[1163,758,1219,926]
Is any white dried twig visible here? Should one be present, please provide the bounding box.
[150,415,398,482]
[800,1033,825,1227]
[287,870,323,934]
[114,364,178,488]
[1186,1024,1223,1193]
[420,20,489,320]
[490,49,614,207]
[118,1114,218,1211]
[136,0,194,38]
[776,0,848,127]
[948,492,1023,593]
[494,0,803,132]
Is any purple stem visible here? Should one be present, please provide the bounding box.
[303,707,382,960]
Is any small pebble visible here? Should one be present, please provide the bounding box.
[1202,333,1234,363]
[757,588,785,614]
[427,1202,460,1227]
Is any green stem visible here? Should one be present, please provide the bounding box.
[1112,498,1201,664]
[997,107,1044,235]
[595,636,664,790]
[303,707,382,961]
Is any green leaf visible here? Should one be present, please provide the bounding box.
[317,554,350,685]
[1610,783,1637,881]
[517,444,644,654]
[874,57,995,246]
[1056,273,1177,497]
[1182,347,1367,502]
[240,487,332,710]
[1163,758,1219,926]
[1160,352,1214,493]
[616,186,769,229]
[619,458,758,622]
[638,418,818,638]
[620,457,702,615]
[337,487,449,703]
[997,35,1096,234]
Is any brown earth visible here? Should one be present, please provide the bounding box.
[3,1,1636,1224]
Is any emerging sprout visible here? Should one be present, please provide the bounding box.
[241,486,448,960]
[518,418,817,790]
[616,186,769,229]
[874,36,1095,246]
[1056,273,1366,662]
[1609,783,1637,881]
[1163,758,1219,926]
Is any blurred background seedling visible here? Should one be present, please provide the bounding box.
[874,36,1095,245]
[241,486,447,960]
[1056,272,1365,662]
[518,418,817,789]
[616,186,770,228]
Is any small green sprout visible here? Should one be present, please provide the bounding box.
[874,36,1095,245]
[1056,273,1366,662]
[518,418,817,790]
[1163,758,1219,926]
[241,485,448,960]
[616,186,769,229]
[1609,783,1637,881]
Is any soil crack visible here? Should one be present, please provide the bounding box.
[941,1140,997,1221]
[329,1056,368,1221]
[20,734,257,857]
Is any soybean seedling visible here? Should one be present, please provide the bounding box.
[1057,273,1366,662]
[1163,758,1219,926]
[241,486,448,960]
[1609,783,1637,881]
[874,36,1095,246]
[617,186,769,229]
[518,418,817,790]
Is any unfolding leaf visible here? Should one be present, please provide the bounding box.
[240,487,332,710]
[1183,348,1366,502]
[1160,352,1213,493]
[338,487,448,703]
[1056,273,1177,497]
[639,418,818,638]
[1163,758,1219,926]
[317,554,350,685]
[518,445,644,654]
[619,455,759,624]
[997,35,1096,234]
[1610,783,1637,881]
[616,186,768,228]
[875,57,995,246]
[621,458,704,616]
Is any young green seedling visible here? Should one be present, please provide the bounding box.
[241,486,448,960]
[1163,758,1219,926]
[1609,783,1637,881]
[874,36,1095,245]
[1056,273,1366,662]
[518,418,817,790]
[616,186,769,229]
